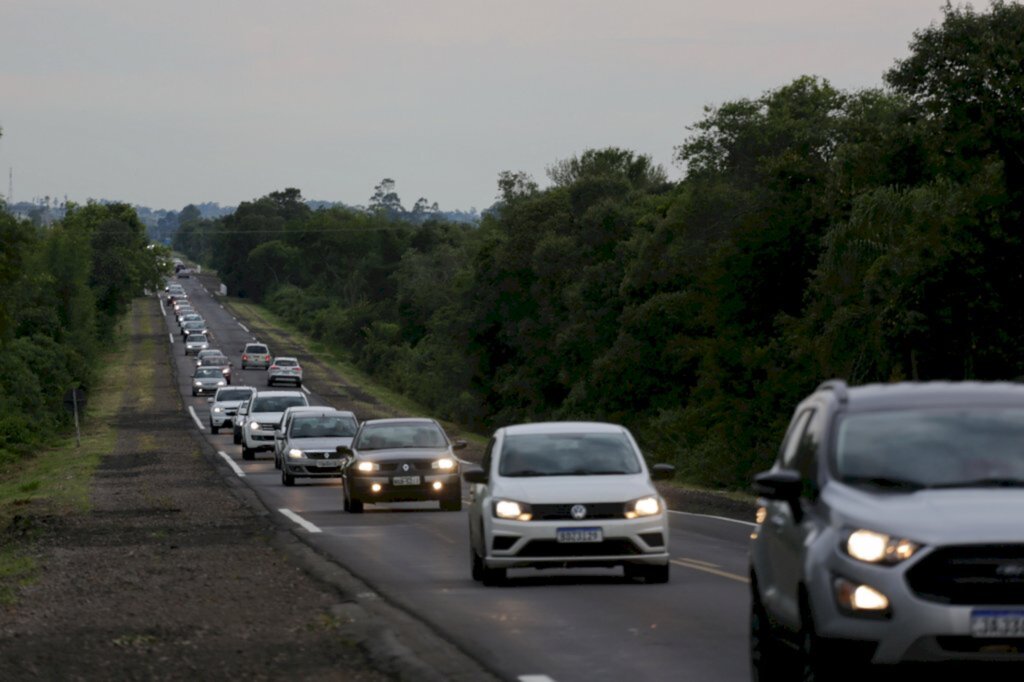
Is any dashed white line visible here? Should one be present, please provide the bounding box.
[159,298,167,316]
[671,558,749,584]
[279,508,322,533]
[187,406,205,431]
[239,323,249,333]
[301,385,311,395]
[668,509,756,527]
[519,676,557,682]
[169,333,175,345]
[217,451,245,477]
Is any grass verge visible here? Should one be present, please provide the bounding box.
[0,298,141,604]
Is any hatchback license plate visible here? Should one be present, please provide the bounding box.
[392,475,420,486]
[556,528,603,543]
[971,610,1024,637]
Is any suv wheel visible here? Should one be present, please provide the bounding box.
[796,594,847,681]
[242,447,254,461]
[470,547,484,582]
[233,430,241,445]
[481,563,507,587]
[210,423,219,435]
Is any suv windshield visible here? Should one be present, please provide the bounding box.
[835,408,1024,490]
[499,433,642,476]
[355,423,446,450]
[216,389,252,401]
[291,415,357,438]
[251,396,306,412]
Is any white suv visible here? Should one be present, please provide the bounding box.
[240,390,308,460]
[207,386,256,434]
[463,421,674,586]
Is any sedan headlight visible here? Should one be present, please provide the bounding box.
[625,496,662,519]
[356,461,379,472]
[845,529,921,565]
[194,381,202,386]
[216,380,225,386]
[493,499,532,521]
[431,458,456,470]
[288,449,304,459]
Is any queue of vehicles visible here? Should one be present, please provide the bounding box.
[168,275,1024,677]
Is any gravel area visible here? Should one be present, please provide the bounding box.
[0,299,391,681]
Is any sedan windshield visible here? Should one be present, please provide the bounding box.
[355,424,446,450]
[836,408,1024,490]
[188,335,208,344]
[195,368,221,378]
[291,415,357,438]
[217,389,252,401]
[499,433,642,476]
[251,396,306,412]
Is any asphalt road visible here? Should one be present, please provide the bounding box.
[161,276,754,682]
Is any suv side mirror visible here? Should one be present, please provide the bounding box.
[462,467,487,484]
[650,463,675,481]
[452,439,468,451]
[753,469,802,500]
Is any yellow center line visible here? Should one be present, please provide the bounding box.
[671,559,749,584]
[677,557,720,568]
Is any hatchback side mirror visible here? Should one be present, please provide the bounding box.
[452,439,468,450]
[462,467,487,484]
[650,463,675,481]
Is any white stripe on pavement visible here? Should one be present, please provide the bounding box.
[187,406,205,431]
[169,333,174,345]
[519,676,557,682]
[239,323,249,333]
[159,298,167,316]
[279,509,322,534]
[217,451,245,477]
[668,509,756,527]
[301,385,311,395]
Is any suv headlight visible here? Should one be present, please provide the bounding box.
[249,422,261,431]
[493,499,532,521]
[625,496,662,519]
[431,458,456,470]
[356,461,379,472]
[845,529,921,565]
[288,449,304,459]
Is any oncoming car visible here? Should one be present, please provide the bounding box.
[463,422,674,586]
[184,333,210,356]
[240,390,309,460]
[191,366,226,396]
[339,418,465,513]
[279,409,359,486]
[207,386,256,434]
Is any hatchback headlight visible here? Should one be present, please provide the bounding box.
[432,458,456,470]
[356,461,379,472]
[288,449,304,459]
[845,529,921,565]
[493,499,532,521]
[625,496,662,519]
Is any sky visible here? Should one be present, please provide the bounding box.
[0,1,994,213]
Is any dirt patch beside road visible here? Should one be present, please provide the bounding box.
[0,298,390,680]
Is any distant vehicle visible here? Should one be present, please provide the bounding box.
[240,390,309,460]
[267,357,303,387]
[278,409,359,486]
[178,311,201,327]
[181,319,208,339]
[463,421,674,586]
[339,418,464,513]
[191,366,226,396]
[232,399,251,444]
[240,343,272,370]
[750,380,1024,677]
[194,349,225,366]
[207,386,256,434]
[274,406,333,469]
[198,354,232,384]
[177,268,191,278]
[184,333,210,356]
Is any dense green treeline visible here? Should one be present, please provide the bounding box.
[175,3,1024,488]
[0,197,167,465]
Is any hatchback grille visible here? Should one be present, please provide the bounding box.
[517,539,642,557]
[906,545,1024,605]
[530,503,626,521]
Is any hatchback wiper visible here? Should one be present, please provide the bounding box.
[842,476,926,491]
[927,478,1024,489]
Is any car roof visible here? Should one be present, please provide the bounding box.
[501,421,628,436]
[274,356,298,362]
[246,343,268,348]
[360,418,436,427]
[287,407,353,417]
[215,386,254,396]
[253,390,305,398]
[828,381,1024,412]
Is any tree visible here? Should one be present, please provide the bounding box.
[369,178,404,215]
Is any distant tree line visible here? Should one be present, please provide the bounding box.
[0,198,167,464]
[175,3,1024,488]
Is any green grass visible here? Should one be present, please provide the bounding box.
[0,549,36,605]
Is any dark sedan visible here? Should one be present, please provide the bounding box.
[339,418,466,513]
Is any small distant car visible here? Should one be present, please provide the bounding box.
[181,319,208,339]
[207,386,256,434]
[195,349,225,366]
[178,311,201,327]
[463,421,674,586]
[184,333,210,355]
[267,357,303,387]
[240,390,309,460]
[339,418,465,513]
[198,354,232,384]
[192,366,227,396]
[177,268,191,278]
[240,343,272,370]
[279,409,359,486]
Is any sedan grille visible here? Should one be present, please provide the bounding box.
[906,545,1024,604]
[379,461,432,473]
[517,539,642,557]
[530,503,626,521]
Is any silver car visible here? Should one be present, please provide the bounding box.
[240,343,271,370]
[278,409,358,486]
[267,356,303,387]
[240,390,309,460]
[750,380,1024,678]
[191,366,226,396]
[207,386,256,434]
[184,333,210,355]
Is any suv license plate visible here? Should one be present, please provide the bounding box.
[556,528,603,543]
[392,475,420,486]
[971,610,1024,637]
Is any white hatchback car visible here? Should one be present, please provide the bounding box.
[463,421,675,586]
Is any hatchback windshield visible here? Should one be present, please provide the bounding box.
[356,423,446,449]
[189,335,208,343]
[835,408,1024,489]
[195,368,222,378]
[216,389,253,401]
[251,396,306,412]
[499,433,642,476]
[291,415,357,438]
[246,345,268,354]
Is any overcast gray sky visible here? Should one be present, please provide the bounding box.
[0,1,987,213]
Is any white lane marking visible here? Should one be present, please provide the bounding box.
[279,508,322,534]
[169,333,175,345]
[301,385,311,395]
[671,558,748,584]
[668,509,756,527]
[159,298,167,316]
[217,451,246,477]
[239,323,249,333]
[187,406,206,431]
[519,676,557,682]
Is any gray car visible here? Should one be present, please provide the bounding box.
[184,333,210,355]
[191,366,226,396]
[240,343,271,370]
[750,380,1024,678]
[278,409,358,486]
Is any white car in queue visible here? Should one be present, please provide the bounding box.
[207,385,256,434]
[463,421,675,586]
[240,390,309,460]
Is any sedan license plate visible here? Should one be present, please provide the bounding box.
[392,475,421,486]
[316,460,337,468]
[971,610,1024,637]
[556,527,603,543]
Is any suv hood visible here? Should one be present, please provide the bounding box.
[496,474,655,504]
[249,411,286,423]
[826,483,1024,545]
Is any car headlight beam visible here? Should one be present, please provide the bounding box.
[494,499,532,521]
[288,449,304,459]
[356,461,379,472]
[625,496,662,519]
[846,529,920,565]
[431,458,456,470]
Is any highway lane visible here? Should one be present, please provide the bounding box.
[162,276,753,682]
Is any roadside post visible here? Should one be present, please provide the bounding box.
[63,388,86,447]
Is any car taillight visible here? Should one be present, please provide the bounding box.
[295,366,301,371]
[270,366,279,370]
[242,355,248,360]
[265,355,271,361]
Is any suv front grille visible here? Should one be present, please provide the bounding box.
[530,503,626,521]
[906,545,1024,604]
